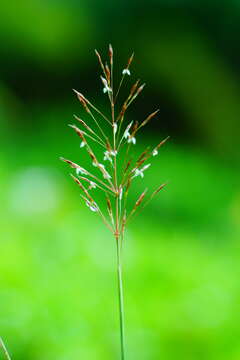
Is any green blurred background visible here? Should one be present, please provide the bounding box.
[0,1,240,359]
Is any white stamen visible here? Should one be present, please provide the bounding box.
[127,136,136,145]
[103,151,113,162]
[76,167,87,175]
[142,164,151,171]
[122,68,131,76]
[97,163,111,179]
[103,150,117,162]
[119,186,123,200]
[101,76,112,94]
[135,168,144,178]
[133,164,151,179]
[113,122,118,135]
[110,150,117,156]
[80,141,86,148]
[86,200,99,212]
[103,171,111,179]
[89,181,97,189]
[152,149,158,156]
[101,76,108,87]
[123,121,133,139]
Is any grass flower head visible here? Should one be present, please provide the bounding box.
[60,45,169,360]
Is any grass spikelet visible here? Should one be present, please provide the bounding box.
[73,115,95,135]
[138,109,160,130]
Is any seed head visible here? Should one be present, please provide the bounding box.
[61,45,168,235]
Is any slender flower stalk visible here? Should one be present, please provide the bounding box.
[60,45,169,359]
[116,233,125,360]
[0,337,11,360]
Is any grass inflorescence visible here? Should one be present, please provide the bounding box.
[61,44,169,359]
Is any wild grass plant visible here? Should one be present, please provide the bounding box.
[61,45,168,359]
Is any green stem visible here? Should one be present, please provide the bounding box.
[0,337,11,360]
[116,235,125,360]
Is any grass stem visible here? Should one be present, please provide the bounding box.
[0,337,11,360]
[116,235,125,360]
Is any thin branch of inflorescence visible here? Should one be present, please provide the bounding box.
[60,44,169,360]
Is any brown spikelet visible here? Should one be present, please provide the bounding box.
[127,52,134,68]
[131,121,139,136]
[127,83,146,107]
[60,157,79,169]
[130,79,140,97]
[73,90,111,127]
[109,44,113,65]
[140,109,160,129]
[79,176,93,186]
[156,136,170,150]
[117,102,127,121]
[135,189,147,207]
[106,139,112,152]
[105,63,111,82]
[70,173,82,187]
[95,49,106,75]
[106,197,112,215]
[136,83,145,96]
[121,209,127,233]
[69,124,86,142]
[137,148,150,163]
[136,156,148,168]
[74,91,90,113]
[70,174,93,201]
[125,177,132,195]
[73,115,95,135]
[89,151,98,165]
[152,183,167,196]
[124,160,132,174]
[128,189,148,219]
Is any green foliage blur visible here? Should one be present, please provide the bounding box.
[0,1,240,359]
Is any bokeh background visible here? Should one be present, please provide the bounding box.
[1,1,240,359]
